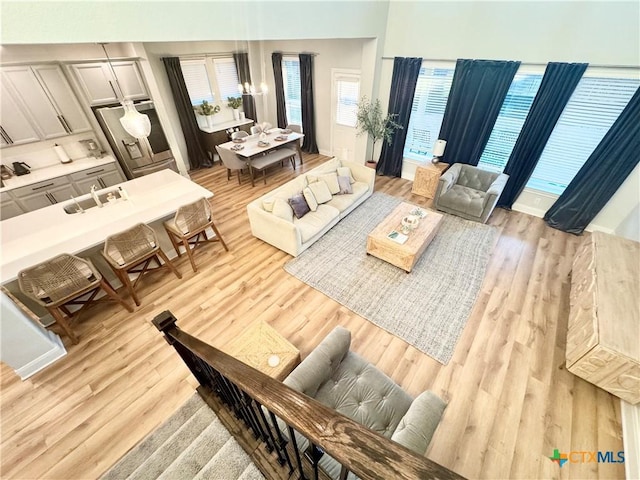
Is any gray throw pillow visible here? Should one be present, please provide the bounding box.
[337,175,353,194]
[288,193,310,219]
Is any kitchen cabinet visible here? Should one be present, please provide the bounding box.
[12,176,79,213]
[0,82,41,147]
[71,61,148,106]
[70,163,124,194]
[0,192,25,221]
[0,65,91,145]
[32,65,92,134]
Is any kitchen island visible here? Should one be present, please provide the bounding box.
[0,169,214,379]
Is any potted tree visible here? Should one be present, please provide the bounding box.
[227,96,243,121]
[356,96,402,168]
[195,100,220,128]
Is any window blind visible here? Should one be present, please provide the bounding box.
[213,57,241,103]
[526,74,640,195]
[403,65,454,161]
[282,57,302,126]
[179,59,215,106]
[335,76,360,127]
[477,73,543,173]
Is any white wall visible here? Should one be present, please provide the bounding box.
[379,1,640,234]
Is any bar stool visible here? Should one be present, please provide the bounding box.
[163,198,229,272]
[102,223,182,306]
[17,253,134,344]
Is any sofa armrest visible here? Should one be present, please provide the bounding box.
[482,172,509,209]
[390,391,446,455]
[343,160,376,193]
[434,163,460,208]
[246,201,302,257]
[284,326,351,398]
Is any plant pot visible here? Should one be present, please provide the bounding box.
[233,109,240,121]
[366,161,377,169]
[206,115,215,128]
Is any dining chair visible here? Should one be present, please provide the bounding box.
[285,123,304,166]
[231,130,249,140]
[216,146,250,185]
[102,223,182,306]
[18,253,134,344]
[250,125,261,135]
[163,198,229,273]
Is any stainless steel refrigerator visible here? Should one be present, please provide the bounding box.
[95,100,178,179]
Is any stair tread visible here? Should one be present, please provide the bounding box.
[193,437,262,480]
[100,395,208,479]
[156,416,232,480]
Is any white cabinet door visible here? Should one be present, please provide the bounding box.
[97,168,125,188]
[0,200,25,220]
[1,67,67,140]
[32,65,92,134]
[70,163,123,194]
[72,62,148,105]
[0,83,41,146]
[111,62,148,100]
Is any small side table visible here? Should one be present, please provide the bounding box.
[411,163,450,199]
[222,321,300,380]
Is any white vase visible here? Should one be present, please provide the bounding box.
[233,109,240,121]
[206,115,215,128]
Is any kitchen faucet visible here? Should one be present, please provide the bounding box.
[90,185,103,208]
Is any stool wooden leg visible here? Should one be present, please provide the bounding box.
[210,222,229,251]
[99,278,134,312]
[157,250,182,279]
[47,306,79,344]
[165,227,182,258]
[183,237,198,272]
[117,268,140,307]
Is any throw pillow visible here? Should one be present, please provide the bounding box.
[272,198,294,222]
[337,175,353,194]
[262,196,277,212]
[337,166,356,184]
[288,193,311,219]
[318,172,340,195]
[302,187,319,212]
[307,180,333,204]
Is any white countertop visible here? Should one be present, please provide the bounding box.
[1,156,118,192]
[218,131,304,158]
[0,169,213,283]
[199,118,254,134]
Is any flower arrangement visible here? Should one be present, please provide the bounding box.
[195,100,220,116]
[227,96,243,109]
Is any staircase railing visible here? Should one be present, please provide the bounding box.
[154,311,463,480]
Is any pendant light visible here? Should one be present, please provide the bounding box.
[100,43,151,139]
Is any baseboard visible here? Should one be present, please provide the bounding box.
[15,332,67,380]
[621,400,640,480]
[318,148,333,157]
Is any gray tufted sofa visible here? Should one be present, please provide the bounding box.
[434,163,509,223]
[283,326,446,478]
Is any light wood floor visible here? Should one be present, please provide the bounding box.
[0,154,624,479]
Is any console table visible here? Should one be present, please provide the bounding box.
[566,231,639,404]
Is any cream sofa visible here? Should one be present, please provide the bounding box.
[247,158,375,256]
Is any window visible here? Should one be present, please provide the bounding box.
[477,71,543,173]
[526,71,640,195]
[179,56,241,108]
[180,59,215,106]
[282,57,302,126]
[212,57,241,103]
[403,63,455,162]
[335,75,360,127]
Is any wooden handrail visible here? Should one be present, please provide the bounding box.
[154,312,463,480]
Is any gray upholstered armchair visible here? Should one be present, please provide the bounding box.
[434,163,509,223]
[283,327,446,478]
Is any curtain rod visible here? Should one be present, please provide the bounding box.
[276,52,319,57]
[380,56,638,69]
[178,51,246,60]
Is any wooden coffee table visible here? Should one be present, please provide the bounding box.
[366,202,444,273]
[221,321,301,380]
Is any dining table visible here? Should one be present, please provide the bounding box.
[218,130,305,169]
